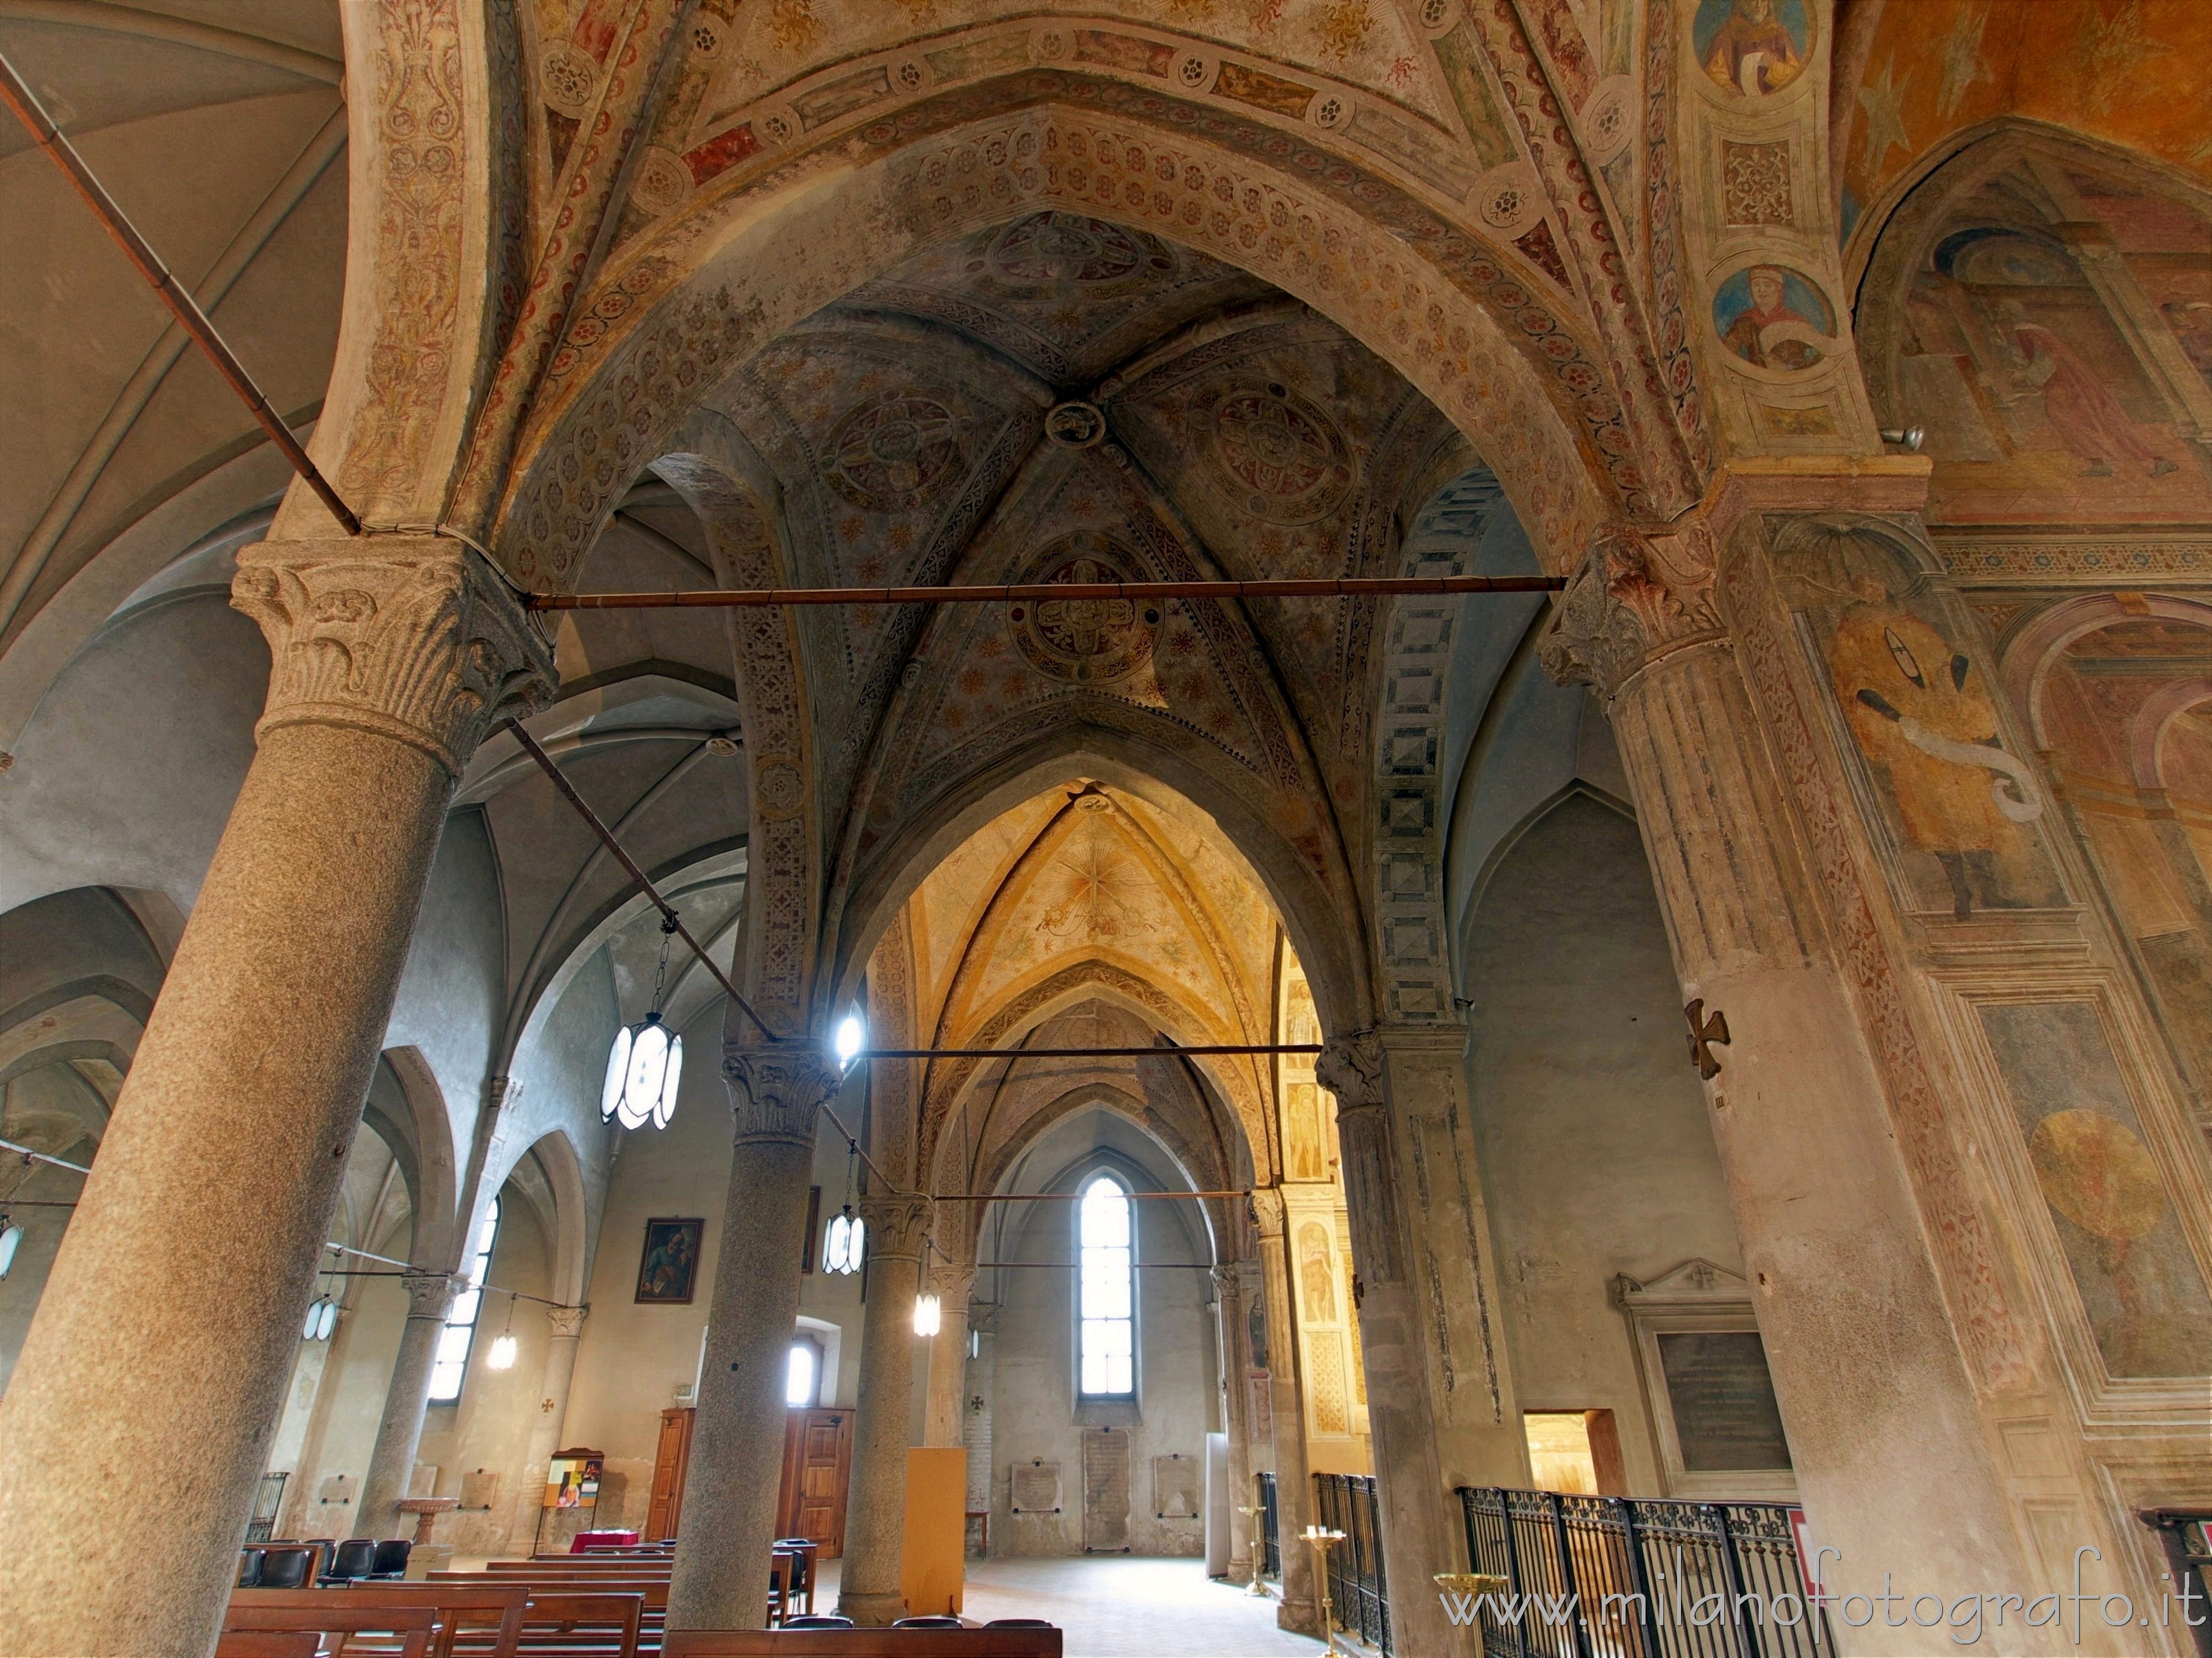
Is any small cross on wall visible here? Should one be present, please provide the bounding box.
[1684,999,1730,1080]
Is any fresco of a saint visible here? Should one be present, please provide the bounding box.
[1700,0,1805,95]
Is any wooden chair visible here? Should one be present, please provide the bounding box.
[661,1632,1061,1656]
[223,1600,436,1658]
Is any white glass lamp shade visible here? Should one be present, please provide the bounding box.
[301,1297,324,1341]
[824,1210,866,1275]
[835,1012,865,1069]
[599,1025,633,1122]
[0,1221,19,1280]
[913,1292,941,1336]
[315,1298,339,1342]
[604,1016,682,1130]
[487,1332,519,1370]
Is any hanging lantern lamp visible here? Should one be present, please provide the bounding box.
[602,914,686,1131]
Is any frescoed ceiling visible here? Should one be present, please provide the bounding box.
[681,208,1460,902]
[881,776,1291,1200]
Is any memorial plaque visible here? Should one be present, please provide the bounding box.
[1152,1453,1200,1519]
[1011,1459,1061,1513]
[1657,1331,1792,1472]
[1082,1427,1131,1550]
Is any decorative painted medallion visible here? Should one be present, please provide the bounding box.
[824,393,965,513]
[1009,535,1163,684]
[984,211,1169,287]
[1194,382,1356,524]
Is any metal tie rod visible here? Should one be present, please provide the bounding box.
[861,1045,1320,1059]
[529,574,1564,610]
[0,50,361,535]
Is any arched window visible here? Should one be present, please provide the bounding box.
[1078,1175,1135,1398]
[428,1197,499,1403]
[786,1334,823,1407]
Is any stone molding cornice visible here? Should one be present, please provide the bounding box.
[723,1043,844,1147]
[232,537,555,777]
[858,1193,932,1262]
[545,1306,587,1339]
[401,1270,463,1321]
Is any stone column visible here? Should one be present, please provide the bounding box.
[1540,523,2054,1653]
[1249,1190,1321,1636]
[515,1307,588,1549]
[923,1258,976,1449]
[668,1045,842,1633]
[358,1270,463,1538]
[838,1193,932,1625]
[1210,1262,1254,1579]
[1317,1037,1495,1658]
[0,537,550,1658]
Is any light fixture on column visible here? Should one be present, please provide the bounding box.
[0,1215,22,1280]
[835,1010,865,1070]
[968,1327,980,1360]
[913,1292,941,1336]
[823,1142,865,1275]
[601,914,686,1131]
[300,1291,338,1342]
[487,1293,518,1370]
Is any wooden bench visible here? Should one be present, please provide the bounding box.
[662,1633,1059,1657]
[243,1584,531,1658]
[215,1635,322,1658]
[222,1599,436,1658]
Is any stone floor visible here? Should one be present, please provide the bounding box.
[813,1555,1329,1656]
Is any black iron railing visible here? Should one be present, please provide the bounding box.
[1316,1472,1392,1655]
[2141,1508,2212,1658]
[1256,1471,1281,1579]
[1458,1487,1832,1658]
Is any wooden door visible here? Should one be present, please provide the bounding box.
[775,1408,854,1557]
[645,1407,694,1541]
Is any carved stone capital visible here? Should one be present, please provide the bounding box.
[723,1042,844,1146]
[1538,521,1723,700]
[1209,1263,1244,1301]
[858,1193,933,1261]
[401,1270,463,1321]
[1314,1035,1385,1112]
[232,536,555,777]
[1247,1185,1288,1240]
[545,1305,587,1339]
[930,1255,978,1299]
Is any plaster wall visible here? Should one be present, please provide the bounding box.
[559,996,867,1533]
[985,1111,1217,1559]
[1462,794,1748,1496]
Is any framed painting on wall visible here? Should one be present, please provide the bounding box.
[636,1216,703,1304]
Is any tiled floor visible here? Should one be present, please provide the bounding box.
[814,1555,1329,1657]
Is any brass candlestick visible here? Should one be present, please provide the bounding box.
[1303,1524,1346,1655]
[1234,1504,1269,1596]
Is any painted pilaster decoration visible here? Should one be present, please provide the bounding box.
[857,1193,932,1263]
[1313,1035,1401,1287]
[1536,522,1723,702]
[723,1043,845,1147]
[231,536,556,777]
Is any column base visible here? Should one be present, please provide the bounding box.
[836,1589,908,1626]
[1275,1594,1322,1637]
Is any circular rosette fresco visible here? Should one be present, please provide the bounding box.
[1009,535,1164,686]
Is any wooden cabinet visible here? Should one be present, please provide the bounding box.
[641,1404,854,1557]
[644,1407,694,1542]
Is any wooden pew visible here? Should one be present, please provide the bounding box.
[222,1599,436,1658]
[662,1633,1060,1657]
[508,1592,646,1658]
[262,1583,532,1658]
[215,1635,322,1658]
